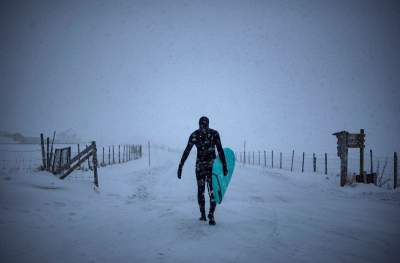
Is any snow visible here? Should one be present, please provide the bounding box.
[1,148,399,263]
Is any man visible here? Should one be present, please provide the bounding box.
[177,116,228,225]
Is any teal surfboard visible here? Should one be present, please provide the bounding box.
[212,148,235,204]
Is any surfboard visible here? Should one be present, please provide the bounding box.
[211,148,235,204]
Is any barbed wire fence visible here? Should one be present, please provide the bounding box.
[0,143,143,182]
[234,149,398,189]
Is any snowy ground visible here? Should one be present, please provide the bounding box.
[1,148,399,263]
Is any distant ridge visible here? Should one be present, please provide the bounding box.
[0,130,82,144]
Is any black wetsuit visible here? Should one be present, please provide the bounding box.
[178,119,227,218]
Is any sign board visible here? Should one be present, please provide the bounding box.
[333,129,366,186]
[347,134,360,148]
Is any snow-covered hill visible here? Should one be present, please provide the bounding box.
[0,148,399,263]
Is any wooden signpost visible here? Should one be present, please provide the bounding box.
[333,129,367,187]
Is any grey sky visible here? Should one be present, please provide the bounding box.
[1,0,399,156]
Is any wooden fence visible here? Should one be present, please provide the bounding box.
[235,149,398,189]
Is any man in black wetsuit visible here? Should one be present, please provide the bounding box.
[177,116,228,225]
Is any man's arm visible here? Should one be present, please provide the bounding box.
[215,132,228,175]
[180,134,194,167]
[178,134,194,179]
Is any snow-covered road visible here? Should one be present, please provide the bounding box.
[1,148,399,263]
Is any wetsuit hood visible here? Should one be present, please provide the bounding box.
[199,116,209,130]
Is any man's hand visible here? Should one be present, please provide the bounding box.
[177,165,182,179]
[223,165,228,176]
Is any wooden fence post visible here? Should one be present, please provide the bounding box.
[91,141,99,187]
[243,141,246,166]
[78,144,81,169]
[118,145,121,163]
[341,149,348,187]
[370,149,373,174]
[302,152,305,173]
[252,152,254,165]
[49,131,56,170]
[325,153,327,175]
[271,150,274,168]
[40,133,46,169]
[394,152,398,189]
[313,153,316,173]
[280,152,282,169]
[102,146,104,166]
[360,129,366,183]
[85,145,91,170]
[46,137,50,170]
[264,150,267,167]
[108,146,111,165]
[291,150,294,172]
[112,145,115,164]
[148,141,151,168]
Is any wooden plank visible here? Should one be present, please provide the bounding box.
[347,134,360,148]
[78,144,81,169]
[51,148,57,173]
[66,143,94,167]
[60,150,93,179]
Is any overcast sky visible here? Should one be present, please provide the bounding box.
[0,0,399,156]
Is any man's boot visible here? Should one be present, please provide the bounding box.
[208,213,216,225]
[199,206,206,221]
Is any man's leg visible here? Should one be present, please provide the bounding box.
[205,162,216,225]
[196,162,206,220]
[206,175,216,215]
